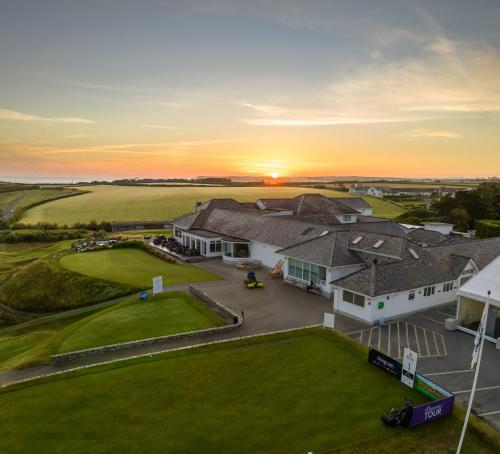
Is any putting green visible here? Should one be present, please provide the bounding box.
[59,248,219,288]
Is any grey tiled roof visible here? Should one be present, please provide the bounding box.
[200,208,329,248]
[258,194,358,215]
[332,197,372,212]
[277,230,363,267]
[332,237,500,296]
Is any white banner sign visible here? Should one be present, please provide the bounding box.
[401,347,418,388]
[323,312,335,329]
[152,276,163,295]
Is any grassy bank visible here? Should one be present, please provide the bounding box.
[0,258,135,313]
[0,328,495,453]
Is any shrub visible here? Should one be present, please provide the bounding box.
[476,219,500,238]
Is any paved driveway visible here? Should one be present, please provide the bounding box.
[344,301,500,430]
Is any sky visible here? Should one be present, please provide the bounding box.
[1,0,500,180]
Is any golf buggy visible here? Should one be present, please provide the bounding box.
[381,399,413,427]
[244,271,264,289]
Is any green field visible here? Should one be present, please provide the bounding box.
[59,291,225,352]
[0,328,494,453]
[59,248,220,288]
[0,190,24,213]
[0,291,224,371]
[20,185,405,224]
[14,188,80,211]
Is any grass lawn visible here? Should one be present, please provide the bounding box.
[0,328,494,453]
[0,291,224,371]
[58,291,225,353]
[59,248,220,288]
[20,185,405,224]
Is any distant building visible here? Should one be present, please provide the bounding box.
[349,184,434,198]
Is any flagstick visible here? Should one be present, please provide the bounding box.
[456,292,490,454]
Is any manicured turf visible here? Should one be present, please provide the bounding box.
[59,248,219,288]
[20,184,405,224]
[0,328,493,453]
[59,292,225,353]
[0,291,224,371]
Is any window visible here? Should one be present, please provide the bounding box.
[408,291,415,301]
[424,286,435,297]
[344,215,352,222]
[287,259,326,285]
[209,241,221,253]
[201,242,207,255]
[174,227,182,238]
[460,276,470,286]
[343,290,365,307]
[223,242,232,257]
[442,282,454,292]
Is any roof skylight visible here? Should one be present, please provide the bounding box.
[408,248,420,259]
[352,236,363,245]
[320,230,329,236]
[373,240,385,249]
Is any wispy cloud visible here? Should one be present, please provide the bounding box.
[141,124,180,130]
[61,134,88,139]
[242,116,411,127]
[0,108,94,124]
[395,129,462,139]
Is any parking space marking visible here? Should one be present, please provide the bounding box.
[479,410,500,417]
[453,385,500,395]
[347,321,446,359]
[432,331,440,356]
[440,334,447,356]
[424,370,473,377]
[423,328,430,356]
[414,325,421,355]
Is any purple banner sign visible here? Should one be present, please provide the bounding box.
[409,395,455,427]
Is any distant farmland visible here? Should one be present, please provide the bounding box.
[20,185,406,225]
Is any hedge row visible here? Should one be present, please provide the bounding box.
[475,219,500,238]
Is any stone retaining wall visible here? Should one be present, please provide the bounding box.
[51,287,242,365]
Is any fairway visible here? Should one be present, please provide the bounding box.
[0,328,493,453]
[59,292,225,353]
[0,291,224,371]
[59,248,219,287]
[20,185,405,224]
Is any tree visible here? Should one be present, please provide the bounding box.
[451,207,471,232]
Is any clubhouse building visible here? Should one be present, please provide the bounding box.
[169,194,500,325]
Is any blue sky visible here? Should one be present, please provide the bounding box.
[1,0,499,179]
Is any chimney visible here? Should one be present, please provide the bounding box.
[195,201,203,211]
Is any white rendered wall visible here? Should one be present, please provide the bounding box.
[250,241,283,268]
